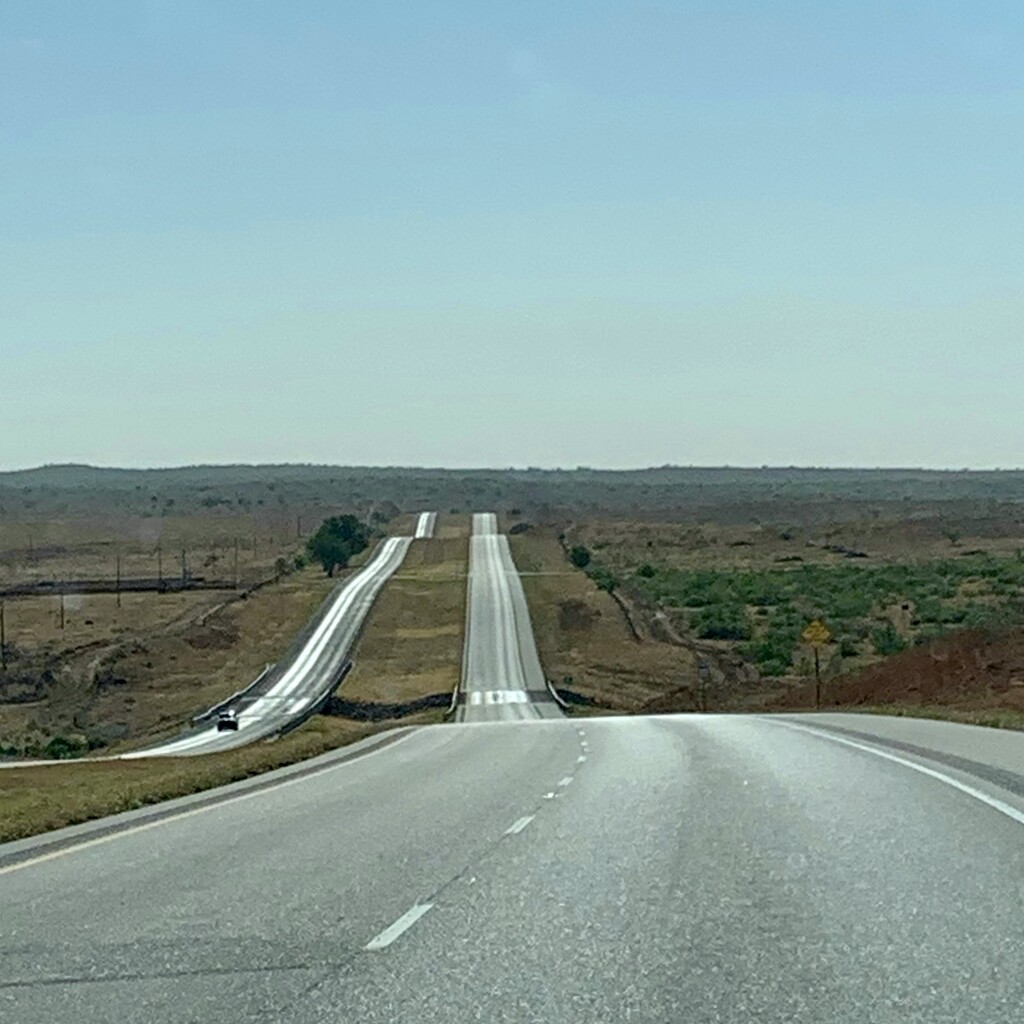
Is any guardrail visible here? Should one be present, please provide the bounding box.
[444,680,460,719]
[191,663,275,724]
[545,678,572,711]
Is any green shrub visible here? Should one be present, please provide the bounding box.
[587,566,618,593]
[838,636,859,658]
[691,605,751,641]
[871,624,907,656]
[569,545,592,569]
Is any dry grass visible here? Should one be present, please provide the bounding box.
[0,713,441,844]
[508,531,693,712]
[343,520,469,704]
[0,569,338,752]
[834,704,1024,732]
[0,512,304,588]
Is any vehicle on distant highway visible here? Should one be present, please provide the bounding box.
[216,709,239,732]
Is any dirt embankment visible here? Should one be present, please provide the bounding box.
[772,628,1024,714]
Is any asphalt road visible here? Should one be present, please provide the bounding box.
[457,513,560,723]
[413,511,436,539]
[6,712,1024,1022]
[125,535,416,758]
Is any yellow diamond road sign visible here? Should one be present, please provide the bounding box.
[802,620,831,646]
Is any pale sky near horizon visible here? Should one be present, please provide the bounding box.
[2,2,1022,471]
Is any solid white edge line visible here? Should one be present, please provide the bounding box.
[504,815,535,835]
[772,720,1024,829]
[558,776,573,787]
[364,902,434,950]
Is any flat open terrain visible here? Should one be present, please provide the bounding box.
[4,463,1024,760]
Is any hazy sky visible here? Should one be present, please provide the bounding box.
[2,1,1022,470]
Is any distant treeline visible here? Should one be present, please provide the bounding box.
[2,463,1024,522]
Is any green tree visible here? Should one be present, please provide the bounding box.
[306,515,372,577]
[569,545,592,569]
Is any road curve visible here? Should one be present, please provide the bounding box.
[413,511,436,539]
[123,535,414,757]
[457,512,559,722]
[6,712,1024,1021]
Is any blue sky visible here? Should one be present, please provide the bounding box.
[2,1,1022,469]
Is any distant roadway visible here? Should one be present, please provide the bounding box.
[456,512,561,722]
[413,511,436,538]
[123,529,424,758]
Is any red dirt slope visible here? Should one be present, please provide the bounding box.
[773,629,1024,713]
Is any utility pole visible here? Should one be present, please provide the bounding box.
[296,513,302,538]
[1,599,7,671]
[181,548,187,583]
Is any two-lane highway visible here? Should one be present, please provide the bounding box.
[457,512,559,722]
[125,533,417,757]
[6,713,1024,1021]
[413,511,436,539]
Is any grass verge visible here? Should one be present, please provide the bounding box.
[0,712,441,844]
[822,703,1024,732]
[341,526,468,704]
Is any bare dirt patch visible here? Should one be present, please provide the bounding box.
[772,627,1024,716]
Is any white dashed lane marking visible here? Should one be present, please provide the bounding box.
[504,815,535,835]
[558,776,573,788]
[364,903,434,951]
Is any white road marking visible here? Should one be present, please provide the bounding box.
[504,815,535,835]
[577,755,587,763]
[542,792,556,799]
[775,720,1024,830]
[413,512,436,539]
[467,689,530,706]
[558,776,573,788]
[364,903,434,951]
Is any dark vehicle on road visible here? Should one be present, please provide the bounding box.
[216,709,239,732]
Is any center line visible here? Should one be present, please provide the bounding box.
[577,755,587,763]
[504,815,535,835]
[558,776,573,787]
[364,903,434,951]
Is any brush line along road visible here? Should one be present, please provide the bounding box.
[6,712,1024,1021]
[457,512,560,722]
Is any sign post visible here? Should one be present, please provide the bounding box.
[801,619,832,707]
[697,658,710,712]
